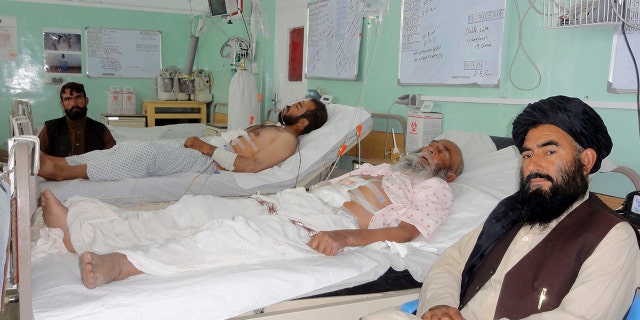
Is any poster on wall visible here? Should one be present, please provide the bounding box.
[608,25,640,93]
[0,16,18,62]
[43,28,82,75]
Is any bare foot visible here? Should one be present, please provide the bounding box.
[41,189,75,252]
[79,252,142,289]
[38,152,64,181]
[38,152,88,181]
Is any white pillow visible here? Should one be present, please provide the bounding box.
[435,130,497,161]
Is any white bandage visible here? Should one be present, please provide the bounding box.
[212,148,237,171]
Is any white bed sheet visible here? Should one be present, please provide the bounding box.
[39,104,372,207]
[29,135,522,320]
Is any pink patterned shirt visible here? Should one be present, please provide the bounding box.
[329,163,454,239]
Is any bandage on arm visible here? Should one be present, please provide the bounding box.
[212,148,237,171]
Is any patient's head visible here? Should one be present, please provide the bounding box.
[393,139,463,183]
[278,99,328,135]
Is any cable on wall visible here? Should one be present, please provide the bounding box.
[616,0,640,138]
[508,0,543,91]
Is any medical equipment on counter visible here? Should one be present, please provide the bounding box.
[406,110,442,153]
[107,86,123,114]
[397,95,442,152]
[193,69,214,103]
[176,71,195,101]
[156,66,179,100]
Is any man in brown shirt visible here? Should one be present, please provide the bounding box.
[38,82,116,156]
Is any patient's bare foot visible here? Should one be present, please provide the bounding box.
[38,152,88,181]
[41,189,75,253]
[79,252,143,289]
[38,152,65,181]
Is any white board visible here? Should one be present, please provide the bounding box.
[85,27,162,78]
[305,0,362,80]
[609,25,640,93]
[398,0,506,86]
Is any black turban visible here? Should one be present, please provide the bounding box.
[512,95,612,174]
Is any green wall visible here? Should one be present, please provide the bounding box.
[2,0,638,196]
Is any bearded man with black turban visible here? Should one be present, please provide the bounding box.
[363,96,640,320]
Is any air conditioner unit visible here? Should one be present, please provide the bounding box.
[544,0,640,28]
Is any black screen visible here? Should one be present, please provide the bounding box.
[208,0,228,16]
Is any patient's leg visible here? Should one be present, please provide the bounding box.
[79,252,143,289]
[40,189,75,252]
[39,152,88,181]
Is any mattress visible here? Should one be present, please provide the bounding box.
[29,132,522,320]
[40,104,372,207]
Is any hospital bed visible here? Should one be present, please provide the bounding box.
[5,130,519,319]
[36,103,373,207]
[6,130,639,319]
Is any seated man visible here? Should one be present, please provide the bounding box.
[39,82,116,156]
[38,99,327,181]
[364,96,640,320]
[39,139,464,289]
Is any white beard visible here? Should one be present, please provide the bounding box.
[392,151,446,181]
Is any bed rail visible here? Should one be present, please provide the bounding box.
[7,135,39,319]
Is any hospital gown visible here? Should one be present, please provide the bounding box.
[65,130,246,181]
[60,163,454,275]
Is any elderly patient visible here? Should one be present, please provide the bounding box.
[40,139,464,289]
[38,98,327,181]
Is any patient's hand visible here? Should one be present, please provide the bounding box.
[308,230,349,256]
[422,305,464,320]
[184,137,215,156]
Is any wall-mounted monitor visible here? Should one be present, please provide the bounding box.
[208,0,239,17]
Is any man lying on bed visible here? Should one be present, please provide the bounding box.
[39,139,464,289]
[37,98,327,181]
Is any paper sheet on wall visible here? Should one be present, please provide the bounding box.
[0,16,18,62]
[608,25,640,93]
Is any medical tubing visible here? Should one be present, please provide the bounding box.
[292,142,302,187]
[323,107,366,182]
[356,18,383,108]
[620,15,640,138]
[212,148,237,171]
[181,159,219,197]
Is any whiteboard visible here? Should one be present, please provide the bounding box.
[398,0,506,86]
[305,0,362,80]
[608,26,640,93]
[85,28,162,78]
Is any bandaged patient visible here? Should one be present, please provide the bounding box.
[37,99,327,181]
[40,139,464,289]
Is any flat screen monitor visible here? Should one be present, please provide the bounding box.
[208,0,234,17]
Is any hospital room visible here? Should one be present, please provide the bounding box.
[1,0,640,319]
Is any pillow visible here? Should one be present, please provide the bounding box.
[234,104,371,188]
[435,130,497,161]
